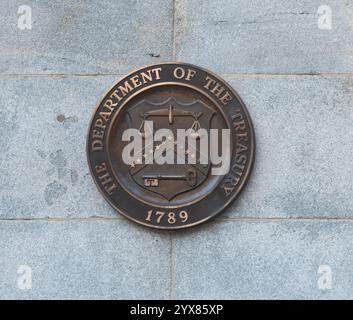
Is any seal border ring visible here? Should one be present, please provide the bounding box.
[86,62,255,230]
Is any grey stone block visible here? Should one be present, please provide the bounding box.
[0,76,119,218]
[1,75,353,219]
[0,219,170,299]
[224,75,353,218]
[173,220,353,299]
[0,0,172,74]
[175,0,353,73]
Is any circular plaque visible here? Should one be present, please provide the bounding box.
[87,62,255,229]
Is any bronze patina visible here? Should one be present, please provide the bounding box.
[87,62,255,229]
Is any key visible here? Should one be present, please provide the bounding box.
[143,168,196,187]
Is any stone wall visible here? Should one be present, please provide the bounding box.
[1,0,352,299]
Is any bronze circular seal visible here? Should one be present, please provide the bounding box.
[87,62,255,229]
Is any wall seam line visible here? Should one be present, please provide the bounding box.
[2,217,353,222]
[172,0,177,60]
[2,72,353,78]
[169,233,175,299]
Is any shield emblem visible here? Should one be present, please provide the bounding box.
[126,97,215,201]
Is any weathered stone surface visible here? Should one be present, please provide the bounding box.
[224,75,353,218]
[173,220,353,299]
[175,0,353,73]
[2,75,352,219]
[0,76,118,218]
[0,0,172,74]
[0,219,170,299]
[1,0,353,300]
